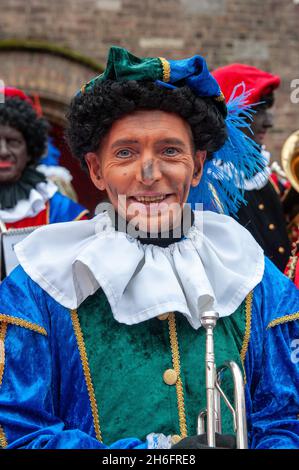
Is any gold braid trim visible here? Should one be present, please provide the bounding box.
[167,312,187,438]
[70,310,103,443]
[0,425,7,448]
[159,57,171,83]
[73,209,89,221]
[214,91,225,102]
[286,255,298,281]
[0,323,7,387]
[240,292,253,384]
[0,314,47,336]
[267,312,299,329]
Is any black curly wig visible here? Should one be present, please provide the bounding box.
[66,80,227,169]
[0,97,48,164]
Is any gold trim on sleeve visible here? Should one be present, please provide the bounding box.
[0,323,7,387]
[240,292,253,382]
[159,58,171,83]
[70,309,103,443]
[267,312,299,329]
[0,425,7,448]
[167,312,188,439]
[0,314,47,336]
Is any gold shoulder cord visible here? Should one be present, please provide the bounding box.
[0,314,47,336]
[267,312,299,329]
[167,312,188,438]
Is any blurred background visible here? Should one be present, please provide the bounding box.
[1,0,299,211]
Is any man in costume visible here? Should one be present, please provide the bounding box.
[37,137,79,203]
[0,87,88,230]
[0,48,298,450]
[210,64,291,271]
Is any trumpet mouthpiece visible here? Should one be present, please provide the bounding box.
[200,311,219,328]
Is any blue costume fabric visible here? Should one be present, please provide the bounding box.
[0,258,298,449]
[48,191,87,223]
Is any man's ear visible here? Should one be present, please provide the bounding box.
[85,152,106,191]
[191,150,207,187]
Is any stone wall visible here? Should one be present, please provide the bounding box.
[1,0,299,160]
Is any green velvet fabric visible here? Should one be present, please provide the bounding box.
[77,289,246,445]
[83,47,163,93]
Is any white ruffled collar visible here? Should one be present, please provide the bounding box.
[15,210,264,329]
[0,180,57,223]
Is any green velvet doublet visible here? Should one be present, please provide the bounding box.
[77,289,247,444]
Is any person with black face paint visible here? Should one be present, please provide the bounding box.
[0,87,88,231]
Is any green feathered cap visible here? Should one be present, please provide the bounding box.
[79,46,227,117]
[77,46,266,218]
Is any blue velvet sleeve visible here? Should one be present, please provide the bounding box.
[49,192,88,223]
[0,266,145,449]
[245,257,299,449]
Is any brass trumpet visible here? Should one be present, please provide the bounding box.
[281,129,299,193]
[197,311,248,448]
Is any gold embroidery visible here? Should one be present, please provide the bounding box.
[214,91,225,102]
[159,57,171,83]
[70,310,103,443]
[0,425,7,448]
[286,255,298,281]
[167,312,188,438]
[0,314,47,336]
[0,323,7,387]
[285,243,299,281]
[267,312,299,329]
[73,209,89,221]
[240,292,253,383]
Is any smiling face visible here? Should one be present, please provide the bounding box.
[0,125,30,183]
[86,110,206,234]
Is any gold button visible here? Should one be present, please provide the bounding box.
[171,435,182,445]
[258,203,265,210]
[163,368,178,385]
[278,246,285,254]
[269,223,275,230]
[157,313,169,321]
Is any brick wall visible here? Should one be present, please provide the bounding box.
[1,0,299,160]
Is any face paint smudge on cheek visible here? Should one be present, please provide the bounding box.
[142,160,154,181]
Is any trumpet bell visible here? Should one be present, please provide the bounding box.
[281,129,299,193]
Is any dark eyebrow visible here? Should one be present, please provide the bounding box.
[111,139,139,149]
